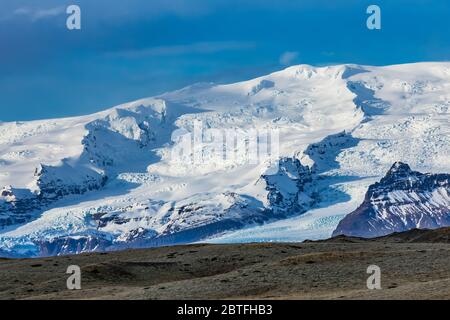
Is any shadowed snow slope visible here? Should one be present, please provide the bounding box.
[0,63,449,256]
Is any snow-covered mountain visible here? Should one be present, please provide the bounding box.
[0,62,449,257]
[333,162,450,238]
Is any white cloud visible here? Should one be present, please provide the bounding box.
[279,51,299,66]
[13,6,65,22]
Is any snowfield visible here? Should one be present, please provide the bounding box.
[0,62,449,256]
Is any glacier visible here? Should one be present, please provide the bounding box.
[0,62,449,256]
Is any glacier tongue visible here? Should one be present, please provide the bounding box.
[0,62,449,257]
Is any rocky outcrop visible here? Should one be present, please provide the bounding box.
[38,235,113,256]
[0,163,107,228]
[262,157,316,216]
[333,162,450,238]
[34,163,107,200]
[0,186,43,227]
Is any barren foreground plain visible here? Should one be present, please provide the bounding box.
[0,228,449,300]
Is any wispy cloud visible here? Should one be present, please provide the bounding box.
[109,41,256,58]
[279,51,299,66]
[13,6,65,22]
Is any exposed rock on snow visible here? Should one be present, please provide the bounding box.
[333,162,450,238]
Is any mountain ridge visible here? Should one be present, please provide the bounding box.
[332,162,450,238]
[0,62,449,257]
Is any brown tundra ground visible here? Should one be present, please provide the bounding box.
[0,227,449,300]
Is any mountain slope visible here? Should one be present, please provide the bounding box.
[0,62,449,257]
[332,162,450,238]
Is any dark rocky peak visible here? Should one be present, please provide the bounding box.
[379,162,417,184]
[374,162,449,193]
[376,162,430,191]
[333,162,450,238]
[387,162,413,176]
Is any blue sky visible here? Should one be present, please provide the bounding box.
[1,0,450,121]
